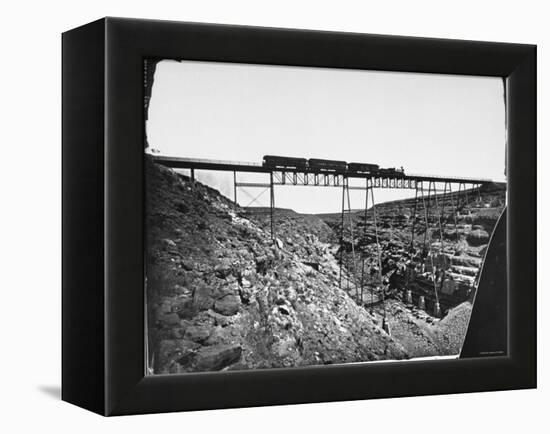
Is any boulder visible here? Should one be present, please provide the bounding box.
[159,312,181,327]
[173,284,192,296]
[157,339,200,372]
[450,255,482,268]
[214,294,241,316]
[192,283,215,311]
[212,282,239,299]
[206,310,233,327]
[154,300,172,320]
[184,325,211,343]
[214,259,233,278]
[443,228,464,240]
[174,199,189,214]
[170,327,186,339]
[255,255,269,274]
[205,326,229,346]
[467,229,490,246]
[181,260,194,271]
[194,344,242,371]
[173,297,195,319]
[272,337,297,358]
[447,272,475,285]
[162,238,177,249]
[450,265,478,277]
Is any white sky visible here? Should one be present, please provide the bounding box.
[147,60,506,214]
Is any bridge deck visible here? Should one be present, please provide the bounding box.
[151,155,502,186]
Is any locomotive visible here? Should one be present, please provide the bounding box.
[262,155,404,176]
[377,167,405,177]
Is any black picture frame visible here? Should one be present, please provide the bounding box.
[62,17,536,416]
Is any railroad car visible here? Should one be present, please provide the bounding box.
[308,158,348,172]
[378,167,406,177]
[262,155,308,170]
[347,162,380,173]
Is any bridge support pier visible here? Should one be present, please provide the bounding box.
[339,182,346,289]
[477,183,482,203]
[270,172,275,240]
[233,171,237,204]
[382,317,391,335]
[409,182,419,251]
[418,295,425,310]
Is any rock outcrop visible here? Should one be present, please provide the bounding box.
[146,158,408,374]
[318,182,505,314]
[146,157,505,374]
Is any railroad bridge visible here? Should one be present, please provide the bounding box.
[152,154,504,326]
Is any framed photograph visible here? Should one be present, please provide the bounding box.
[62,17,536,415]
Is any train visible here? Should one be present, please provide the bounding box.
[262,155,404,176]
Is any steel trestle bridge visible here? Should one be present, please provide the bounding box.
[152,154,503,239]
[152,155,496,186]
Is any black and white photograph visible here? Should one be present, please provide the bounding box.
[144,59,507,375]
[0,0,541,428]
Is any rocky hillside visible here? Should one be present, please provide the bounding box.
[146,159,408,374]
[318,182,506,315]
[146,157,506,373]
[320,182,505,252]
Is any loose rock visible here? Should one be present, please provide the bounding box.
[194,344,242,371]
